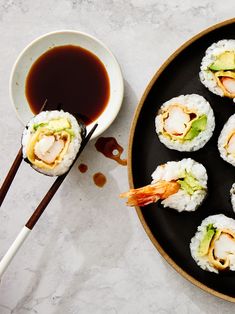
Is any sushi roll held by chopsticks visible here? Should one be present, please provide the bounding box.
[190,214,235,273]
[200,39,235,101]
[155,94,215,152]
[22,110,85,176]
[120,158,208,212]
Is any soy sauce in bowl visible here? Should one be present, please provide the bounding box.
[25,45,110,125]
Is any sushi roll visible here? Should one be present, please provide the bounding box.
[120,158,207,212]
[155,94,215,152]
[22,110,85,176]
[199,40,235,101]
[190,214,235,273]
[230,183,235,212]
[218,113,235,166]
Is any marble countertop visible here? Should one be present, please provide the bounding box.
[0,1,235,313]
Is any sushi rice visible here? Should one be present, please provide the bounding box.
[230,183,235,212]
[190,214,235,273]
[151,158,207,212]
[155,94,215,152]
[22,110,83,176]
[199,39,235,101]
[218,113,235,167]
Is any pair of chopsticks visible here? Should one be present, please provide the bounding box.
[0,120,97,278]
[0,148,22,207]
[0,100,49,207]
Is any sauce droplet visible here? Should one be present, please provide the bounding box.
[93,172,107,187]
[95,137,127,166]
[78,163,88,173]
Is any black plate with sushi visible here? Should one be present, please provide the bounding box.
[127,18,235,301]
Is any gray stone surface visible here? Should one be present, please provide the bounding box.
[0,1,235,313]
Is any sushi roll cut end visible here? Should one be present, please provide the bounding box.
[120,158,207,212]
[155,94,215,152]
[190,214,235,273]
[22,110,84,176]
[200,40,235,101]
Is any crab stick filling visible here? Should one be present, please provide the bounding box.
[215,71,235,98]
[208,229,235,271]
[161,104,197,140]
[26,129,71,170]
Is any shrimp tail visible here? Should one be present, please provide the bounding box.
[120,180,180,207]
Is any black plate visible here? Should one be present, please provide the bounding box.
[129,19,235,301]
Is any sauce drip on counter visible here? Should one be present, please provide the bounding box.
[25,45,110,125]
[78,163,88,173]
[95,137,127,166]
[93,172,106,187]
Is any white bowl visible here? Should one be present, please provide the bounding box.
[10,30,124,139]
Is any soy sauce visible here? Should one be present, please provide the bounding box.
[93,172,107,187]
[25,45,110,125]
[78,163,88,173]
[95,137,127,166]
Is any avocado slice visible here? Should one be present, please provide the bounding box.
[33,122,47,130]
[64,128,75,137]
[177,172,203,195]
[33,118,71,132]
[177,179,194,195]
[48,118,70,131]
[184,173,201,190]
[184,128,200,141]
[184,115,207,141]
[209,51,235,71]
[198,224,216,256]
